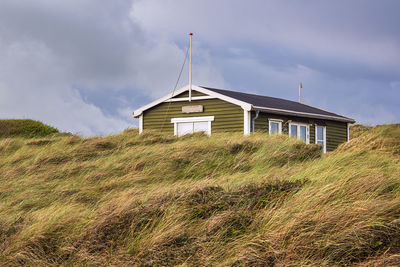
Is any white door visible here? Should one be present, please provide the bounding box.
[172,116,214,137]
[193,121,208,133]
[177,122,194,137]
[176,121,210,137]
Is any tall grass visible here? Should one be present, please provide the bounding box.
[0,125,399,266]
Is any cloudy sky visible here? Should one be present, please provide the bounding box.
[0,0,399,135]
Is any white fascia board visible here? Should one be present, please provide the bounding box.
[138,115,143,134]
[165,96,216,102]
[193,86,252,111]
[171,116,214,123]
[132,85,190,118]
[268,118,284,122]
[243,110,251,135]
[253,106,355,123]
[133,84,253,118]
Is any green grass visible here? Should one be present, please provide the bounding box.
[0,119,59,138]
[0,124,399,266]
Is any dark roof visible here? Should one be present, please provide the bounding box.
[201,86,355,123]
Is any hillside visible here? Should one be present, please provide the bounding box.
[0,124,399,266]
[0,119,58,138]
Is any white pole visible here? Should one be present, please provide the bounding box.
[189,33,193,102]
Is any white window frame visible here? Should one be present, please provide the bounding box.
[315,125,327,153]
[171,116,214,136]
[288,122,310,144]
[268,119,283,135]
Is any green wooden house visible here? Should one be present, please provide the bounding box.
[133,85,355,152]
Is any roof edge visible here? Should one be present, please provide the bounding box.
[132,85,355,124]
[132,85,190,118]
[132,85,252,117]
[253,106,355,123]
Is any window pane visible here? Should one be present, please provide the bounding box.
[317,140,323,145]
[270,122,279,134]
[290,125,297,138]
[317,126,323,141]
[177,122,193,136]
[193,121,208,133]
[299,126,306,142]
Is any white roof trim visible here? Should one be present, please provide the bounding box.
[133,85,190,117]
[165,96,216,102]
[195,86,252,111]
[253,106,354,123]
[132,84,354,123]
[132,85,251,117]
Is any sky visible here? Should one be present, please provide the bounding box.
[0,0,399,136]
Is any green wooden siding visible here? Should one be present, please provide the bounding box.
[310,124,315,144]
[143,98,243,134]
[326,120,348,151]
[142,96,347,151]
[251,111,347,151]
[172,90,207,98]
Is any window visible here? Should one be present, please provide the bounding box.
[315,125,326,153]
[289,122,310,144]
[171,116,214,137]
[268,119,282,135]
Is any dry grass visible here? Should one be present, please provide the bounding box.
[0,125,399,266]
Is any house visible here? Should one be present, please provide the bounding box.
[132,85,355,152]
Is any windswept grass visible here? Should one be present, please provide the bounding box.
[0,125,399,266]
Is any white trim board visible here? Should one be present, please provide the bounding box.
[171,116,214,123]
[165,96,216,102]
[253,106,354,123]
[132,84,355,124]
[138,115,143,134]
[133,85,252,117]
[171,116,214,136]
[244,110,251,135]
[133,85,189,117]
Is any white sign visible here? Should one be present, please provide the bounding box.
[182,105,203,113]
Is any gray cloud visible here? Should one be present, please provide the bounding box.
[132,0,400,124]
[0,0,226,135]
[0,0,398,135]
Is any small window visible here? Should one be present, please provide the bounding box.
[289,122,310,144]
[269,119,282,135]
[315,125,326,153]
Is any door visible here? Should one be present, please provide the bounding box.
[177,122,194,137]
[176,121,210,137]
[172,116,214,137]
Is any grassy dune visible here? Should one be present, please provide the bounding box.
[0,120,58,138]
[0,124,399,266]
